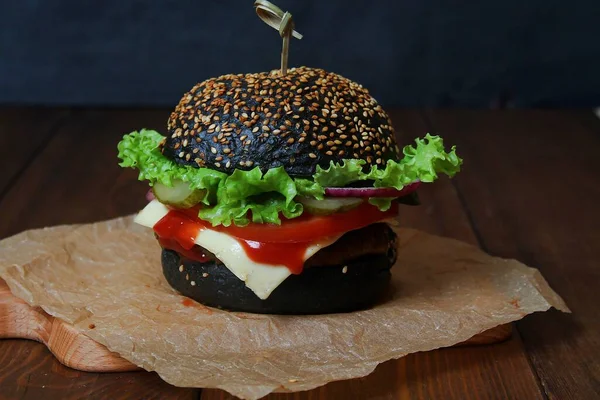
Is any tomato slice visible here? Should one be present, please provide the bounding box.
[207,201,399,243]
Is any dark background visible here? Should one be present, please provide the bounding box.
[1,0,598,108]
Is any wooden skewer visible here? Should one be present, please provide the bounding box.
[254,0,303,75]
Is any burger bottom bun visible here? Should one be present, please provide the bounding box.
[161,249,393,315]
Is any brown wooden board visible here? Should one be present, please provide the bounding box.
[0,108,544,399]
[427,110,600,400]
[0,279,139,372]
[0,278,510,372]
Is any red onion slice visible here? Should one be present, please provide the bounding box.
[324,181,421,198]
[146,189,155,202]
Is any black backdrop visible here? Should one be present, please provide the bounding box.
[1,0,598,107]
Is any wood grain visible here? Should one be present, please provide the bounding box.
[0,338,194,400]
[0,107,69,196]
[0,109,169,239]
[427,109,600,400]
[0,279,138,372]
[0,109,195,400]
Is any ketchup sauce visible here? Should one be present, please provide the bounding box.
[239,240,309,275]
[153,208,311,274]
[154,208,210,262]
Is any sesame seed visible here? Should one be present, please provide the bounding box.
[309,153,317,159]
[167,67,400,166]
[191,280,196,286]
[179,265,184,272]
[202,273,209,278]
[342,266,348,274]
[210,147,217,154]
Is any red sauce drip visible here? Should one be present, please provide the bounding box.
[153,208,311,273]
[154,210,201,250]
[238,240,309,275]
[157,237,210,263]
[154,209,209,263]
[181,298,195,307]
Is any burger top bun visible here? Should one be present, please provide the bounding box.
[163,67,401,177]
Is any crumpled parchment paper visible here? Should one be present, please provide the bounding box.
[0,216,568,399]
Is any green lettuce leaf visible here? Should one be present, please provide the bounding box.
[367,197,395,211]
[313,159,366,188]
[117,129,225,204]
[294,178,325,199]
[199,193,303,227]
[118,130,462,226]
[313,133,462,189]
[217,167,297,206]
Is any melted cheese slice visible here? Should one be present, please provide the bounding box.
[135,200,340,299]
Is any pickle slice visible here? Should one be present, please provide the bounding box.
[152,181,206,208]
[297,196,363,216]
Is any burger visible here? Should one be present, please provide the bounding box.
[117,67,462,314]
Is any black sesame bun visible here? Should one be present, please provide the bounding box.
[161,224,397,314]
[162,67,401,176]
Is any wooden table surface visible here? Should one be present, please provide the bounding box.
[0,108,598,400]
